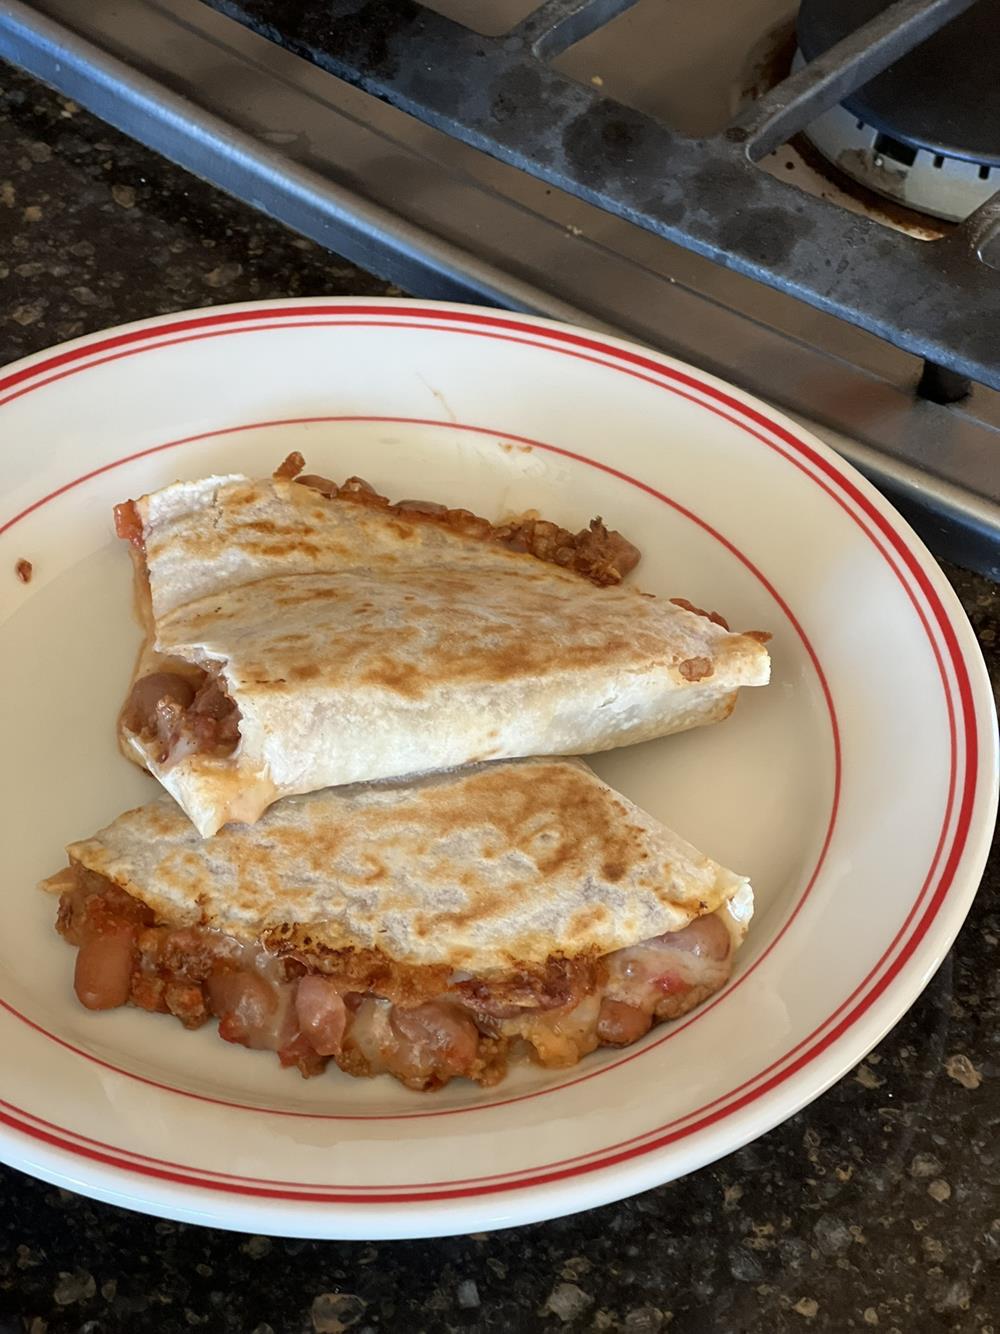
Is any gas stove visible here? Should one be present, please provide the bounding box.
[1,0,998,574]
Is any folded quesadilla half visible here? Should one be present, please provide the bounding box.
[115,458,770,835]
[43,758,753,1092]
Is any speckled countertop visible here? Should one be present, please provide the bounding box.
[1,64,998,1334]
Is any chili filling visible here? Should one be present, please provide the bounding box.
[121,669,241,765]
[54,868,735,1092]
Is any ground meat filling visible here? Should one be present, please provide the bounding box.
[271,455,642,588]
[53,870,735,1091]
[121,669,241,764]
[493,515,640,587]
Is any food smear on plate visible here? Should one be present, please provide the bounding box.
[41,758,754,1091]
[113,457,771,836]
[14,557,32,583]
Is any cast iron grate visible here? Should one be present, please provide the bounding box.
[200,0,1000,391]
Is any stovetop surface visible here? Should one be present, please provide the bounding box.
[197,0,1000,396]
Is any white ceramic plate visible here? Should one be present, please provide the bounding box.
[1,299,995,1240]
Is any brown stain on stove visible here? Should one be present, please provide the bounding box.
[491,65,548,134]
[562,100,657,188]
[715,204,811,268]
[739,17,797,105]
[789,133,951,241]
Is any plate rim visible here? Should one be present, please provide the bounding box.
[1,297,996,1237]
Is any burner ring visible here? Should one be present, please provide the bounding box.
[792,51,997,223]
[796,0,999,220]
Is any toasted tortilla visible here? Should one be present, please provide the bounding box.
[58,758,753,974]
[117,469,770,835]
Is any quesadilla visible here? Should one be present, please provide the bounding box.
[115,458,770,835]
[43,758,753,1091]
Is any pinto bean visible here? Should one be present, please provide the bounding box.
[394,499,448,515]
[273,451,305,479]
[385,1002,481,1085]
[121,672,196,737]
[74,929,135,1010]
[660,913,731,961]
[391,1002,479,1060]
[295,474,339,498]
[596,998,652,1046]
[207,970,295,1050]
[295,975,347,1056]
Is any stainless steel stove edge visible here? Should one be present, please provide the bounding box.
[0,0,996,578]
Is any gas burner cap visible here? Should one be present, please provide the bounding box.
[796,0,1000,222]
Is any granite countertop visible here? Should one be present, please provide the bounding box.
[1,65,998,1334]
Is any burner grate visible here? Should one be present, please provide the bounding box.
[194,0,1000,391]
